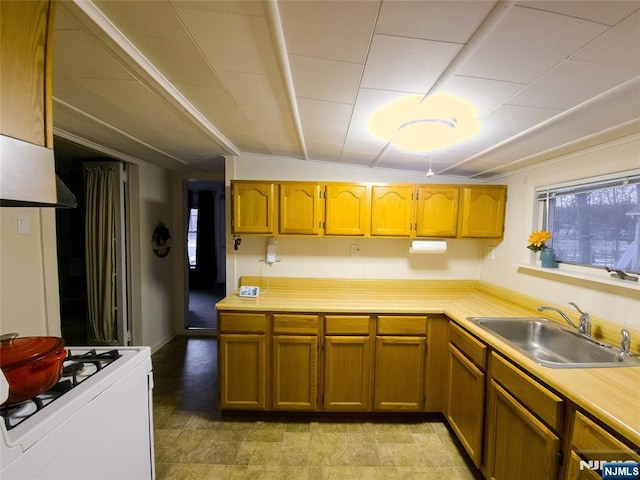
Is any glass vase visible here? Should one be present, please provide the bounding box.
[540,248,558,268]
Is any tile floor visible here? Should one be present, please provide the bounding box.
[152,337,479,480]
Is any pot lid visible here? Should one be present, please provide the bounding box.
[0,334,66,369]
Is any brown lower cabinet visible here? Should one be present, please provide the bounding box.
[446,323,487,467]
[484,352,563,480]
[323,315,373,411]
[218,311,640,480]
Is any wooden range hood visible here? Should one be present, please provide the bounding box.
[0,0,76,208]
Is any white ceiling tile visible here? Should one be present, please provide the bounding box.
[216,72,287,109]
[361,35,462,93]
[457,6,609,83]
[172,83,254,134]
[289,55,363,104]
[342,136,388,156]
[297,98,353,130]
[279,0,378,64]
[53,30,133,80]
[507,59,639,110]
[303,123,348,145]
[516,1,640,26]
[265,142,305,159]
[438,75,525,117]
[481,104,562,136]
[127,34,225,89]
[306,142,345,161]
[376,1,497,43]
[571,10,640,72]
[169,0,265,17]
[94,1,189,41]
[174,6,280,75]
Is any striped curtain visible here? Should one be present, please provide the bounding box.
[84,164,117,344]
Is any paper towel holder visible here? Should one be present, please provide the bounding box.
[409,239,447,254]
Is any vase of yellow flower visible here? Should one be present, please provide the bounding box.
[527,230,557,268]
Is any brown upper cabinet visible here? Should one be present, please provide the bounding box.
[324,184,369,236]
[231,181,276,234]
[458,185,507,238]
[279,183,323,235]
[415,185,460,237]
[1,0,55,147]
[230,181,506,239]
[370,185,414,237]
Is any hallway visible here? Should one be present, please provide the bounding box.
[151,337,477,480]
[188,286,226,330]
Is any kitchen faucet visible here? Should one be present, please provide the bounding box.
[618,329,631,360]
[537,302,591,337]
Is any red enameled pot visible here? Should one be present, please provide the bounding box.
[0,333,67,406]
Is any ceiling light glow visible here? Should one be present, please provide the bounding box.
[368,93,481,152]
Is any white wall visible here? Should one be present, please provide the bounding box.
[480,134,640,331]
[226,154,486,290]
[133,163,175,351]
[0,208,61,336]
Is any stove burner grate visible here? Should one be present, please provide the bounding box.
[1,349,122,431]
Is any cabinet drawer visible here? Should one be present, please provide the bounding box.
[571,411,640,462]
[490,352,564,433]
[449,323,487,370]
[377,316,427,336]
[219,313,267,333]
[273,314,319,334]
[325,315,370,335]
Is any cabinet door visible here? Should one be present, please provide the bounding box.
[231,182,275,234]
[374,336,425,410]
[446,343,485,467]
[370,185,414,236]
[324,336,373,411]
[218,334,266,409]
[484,379,561,480]
[565,451,603,480]
[324,184,368,236]
[415,186,459,237]
[272,335,318,410]
[458,185,506,238]
[279,183,323,235]
[1,0,53,146]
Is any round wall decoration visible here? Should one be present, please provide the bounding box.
[151,222,172,257]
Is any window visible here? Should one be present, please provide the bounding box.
[187,208,198,268]
[537,172,640,274]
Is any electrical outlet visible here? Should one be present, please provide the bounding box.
[350,244,359,257]
[488,245,495,261]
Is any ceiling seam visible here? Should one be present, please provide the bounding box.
[65,0,241,156]
[443,76,640,176]
[264,0,308,161]
[350,0,384,167]
[53,97,189,165]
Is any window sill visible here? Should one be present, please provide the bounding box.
[517,263,640,293]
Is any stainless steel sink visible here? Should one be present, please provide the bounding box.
[467,317,640,368]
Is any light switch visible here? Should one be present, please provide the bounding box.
[17,216,30,234]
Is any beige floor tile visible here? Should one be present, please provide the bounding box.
[204,440,241,465]
[151,338,476,480]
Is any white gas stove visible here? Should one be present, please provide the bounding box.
[0,346,155,480]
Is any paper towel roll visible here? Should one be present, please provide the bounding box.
[409,240,447,254]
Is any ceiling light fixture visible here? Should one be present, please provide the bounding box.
[426,158,434,177]
[368,93,481,153]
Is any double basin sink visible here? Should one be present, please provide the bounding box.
[468,316,640,368]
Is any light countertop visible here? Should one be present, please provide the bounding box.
[215,276,640,446]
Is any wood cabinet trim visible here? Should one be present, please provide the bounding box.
[449,322,487,369]
[490,352,564,434]
[377,315,427,335]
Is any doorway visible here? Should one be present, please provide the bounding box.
[56,151,131,346]
[186,181,226,331]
